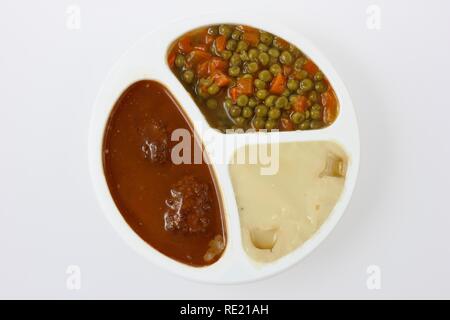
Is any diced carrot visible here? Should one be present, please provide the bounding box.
[303,59,318,75]
[280,118,294,131]
[212,71,231,87]
[242,31,259,46]
[292,96,308,112]
[193,44,208,52]
[236,77,253,95]
[186,50,211,68]
[209,57,228,73]
[238,25,257,33]
[178,36,193,54]
[321,87,338,124]
[167,50,176,68]
[269,73,286,95]
[204,34,215,45]
[196,57,228,77]
[196,60,210,77]
[215,35,227,52]
[229,87,239,103]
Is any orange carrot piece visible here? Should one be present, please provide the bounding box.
[321,88,338,124]
[292,96,308,112]
[215,35,227,52]
[236,77,253,96]
[209,57,228,73]
[229,87,239,103]
[204,34,215,45]
[167,50,176,68]
[186,50,211,68]
[269,73,286,95]
[303,59,318,75]
[212,71,231,87]
[242,31,259,46]
[280,118,294,131]
[196,60,210,77]
[178,36,193,54]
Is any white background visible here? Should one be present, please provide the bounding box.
[1,0,449,299]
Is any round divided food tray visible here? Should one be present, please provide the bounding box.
[89,14,360,284]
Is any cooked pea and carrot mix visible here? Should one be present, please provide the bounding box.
[168,24,338,132]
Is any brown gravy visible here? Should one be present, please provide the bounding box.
[103,80,226,266]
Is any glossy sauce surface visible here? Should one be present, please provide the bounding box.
[103,80,226,266]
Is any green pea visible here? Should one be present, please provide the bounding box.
[299,120,311,130]
[231,29,242,40]
[258,70,273,82]
[310,120,324,129]
[248,48,259,61]
[255,104,268,117]
[308,90,318,102]
[265,119,278,130]
[175,54,185,68]
[226,39,237,51]
[207,26,218,36]
[279,50,293,65]
[314,71,324,81]
[268,108,281,119]
[229,106,242,117]
[275,96,289,109]
[315,81,328,93]
[199,77,213,87]
[234,116,246,127]
[207,83,220,95]
[258,52,270,66]
[257,43,269,52]
[256,89,269,100]
[228,66,240,77]
[310,109,322,120]
[241,73,253,79]
[269,64,282,75]
[242,107,253,118]
[311,103,322,111]
[293,70,308,80]
[268,47,280,58]
[224,99,233,109]
[265,95,277,107]
[260,32,273,45]
[240,50,249,61]
[294,57,305,70]
[300,78,314,91]
[247,62,259,73]
[289,94,299,104]
[281,89,291,97]
[248,97,257,108]
[297,88,306,96]
[182,70,194,83]
[219,25,232,38]
[254,79,266,90]
[237,95,249,106]
[206,98,218,109]
[287,79,299,91]
[291,111,305,124]
[253,117,266,129]
[305,110,310,119]
[221,50,232,60]
[230,54,241,66]
[236,40,249,52]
